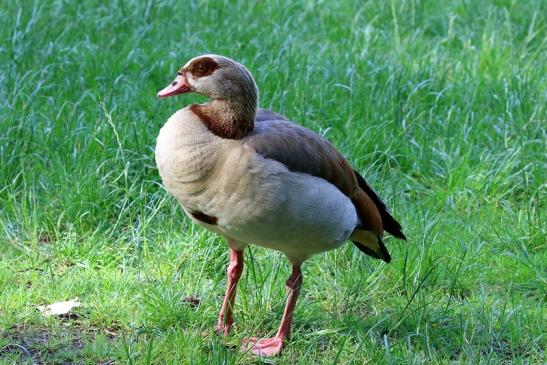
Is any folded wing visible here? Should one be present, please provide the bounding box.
[244,109,405,262]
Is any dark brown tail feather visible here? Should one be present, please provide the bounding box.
[353,170,406,240]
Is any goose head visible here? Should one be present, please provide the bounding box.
[158,54,259,139]
[158,55,258,102]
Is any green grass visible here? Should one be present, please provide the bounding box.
[0,0,545,363]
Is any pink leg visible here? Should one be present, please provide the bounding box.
[242,265,303,356]
[216,249,244,335]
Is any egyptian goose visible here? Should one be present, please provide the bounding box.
[155,54,406,356]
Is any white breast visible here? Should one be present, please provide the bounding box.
[155,108,222,209]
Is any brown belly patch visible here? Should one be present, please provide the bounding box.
[189,210,218,225]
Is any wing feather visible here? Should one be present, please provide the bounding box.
[246,109,390,237]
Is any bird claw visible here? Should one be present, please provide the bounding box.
[241,336,284,356]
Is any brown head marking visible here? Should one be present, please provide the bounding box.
[187,56,219,78]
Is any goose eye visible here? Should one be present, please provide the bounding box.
[190,57,218,77]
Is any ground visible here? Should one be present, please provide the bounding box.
[0,0,545,364]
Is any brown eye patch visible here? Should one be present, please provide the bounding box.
[189,56,218,78]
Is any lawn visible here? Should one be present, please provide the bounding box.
[0,0,545,363]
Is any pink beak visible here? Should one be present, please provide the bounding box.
[157,73,191,98]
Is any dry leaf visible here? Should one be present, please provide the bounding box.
[37,298,80,317]
[103,328,118,338]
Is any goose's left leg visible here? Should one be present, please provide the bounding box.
[216,247,244,335]
[241,264,303,356]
